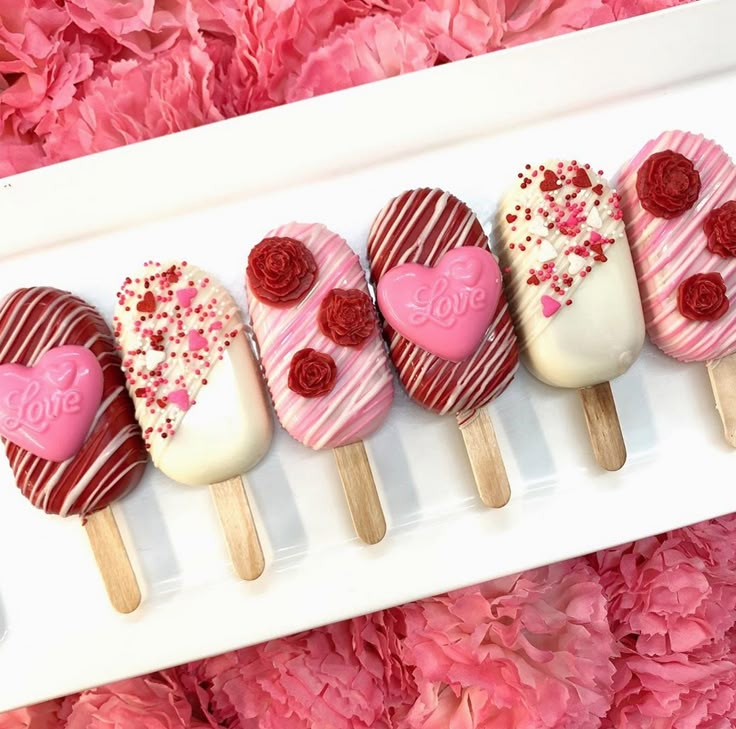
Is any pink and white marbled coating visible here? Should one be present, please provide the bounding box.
[618,131,736,363]
[246,223,394,450]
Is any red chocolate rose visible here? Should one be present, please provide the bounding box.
[247,237,317,307]
[677,272,729,321]
[636,150,701,219]
[288,348,337,397]
[318,289,375,347]
[704,201,736,258]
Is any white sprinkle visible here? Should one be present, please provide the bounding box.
[529,219,549,238]
[536,240,557,263]
[587,207,602,229]
[146,349,165,370]
[568,254,587,275]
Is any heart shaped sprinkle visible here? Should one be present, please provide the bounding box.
[136,291,156,313]
[572,169,592,188]
[540,170,562,192]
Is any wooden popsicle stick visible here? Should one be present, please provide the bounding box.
[210,477,265,581]
[707,354,736,447]
[84,507,141,614]
[458,409,511,508]
[333,441,386,545]
[579,381,626,471]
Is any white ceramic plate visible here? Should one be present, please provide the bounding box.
[1,0,735,710]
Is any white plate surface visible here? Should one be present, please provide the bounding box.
[1,0,736,710]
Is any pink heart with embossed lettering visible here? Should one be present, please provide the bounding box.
[0,345,104,462]
[377,247,502,362]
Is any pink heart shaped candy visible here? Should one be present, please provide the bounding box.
[0,345,104,462]
[377,247,502,362]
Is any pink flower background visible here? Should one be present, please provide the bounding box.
[0,0,720,727]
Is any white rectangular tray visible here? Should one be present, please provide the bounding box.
[1,0,735,711]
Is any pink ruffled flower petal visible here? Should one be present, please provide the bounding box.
[62,674,207,729]
[591,516,736,657]
[0,124,47,177]
[66,0,199,59]
[287,14,436,102]
[0,700,63,729]
[42,40,224,164]
[604,0,691,20]
[403,560,616,729]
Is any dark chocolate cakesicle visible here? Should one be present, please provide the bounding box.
[367,188,519,508]
[0,287,147,613]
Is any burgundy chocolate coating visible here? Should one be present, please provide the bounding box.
[0,288,147,517]
[367,188,519,416]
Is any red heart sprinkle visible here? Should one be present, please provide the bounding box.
[137,291,156,313]
[156,398,167,409]
[572,169,592,188]
[135,387,147,398]
[506,214,518,224]
[540,170,562,192]
[592,184,604,195]
[527,274,540,285]
[590,243,604,255]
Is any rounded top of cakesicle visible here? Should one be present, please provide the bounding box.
[114,261,272,485]
[496,161,645,389]
[617,130,736,363]
[0,287,147,517]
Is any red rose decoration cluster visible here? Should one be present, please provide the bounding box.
[704,202,736,258]
[636,150,701,219]
[288,348,337,398]
[247,237,318,307]
[678,272,729,322]
[318,289,375,346]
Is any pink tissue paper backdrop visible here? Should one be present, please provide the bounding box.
[0,0,721,727]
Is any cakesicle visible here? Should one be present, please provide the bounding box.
[618,131,736,444]
[114,261,272,579]
[497,160,645,470]
[368,188,518,507]
[0,287,147,612]
[246,223,394,544]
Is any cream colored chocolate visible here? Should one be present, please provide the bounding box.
[114,262,272,486]
[496,161,645,389]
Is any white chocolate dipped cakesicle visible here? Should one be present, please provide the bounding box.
[246,223,394,544]
[496,161,645,470]
[114,261,272,579]
[617,131,736,445]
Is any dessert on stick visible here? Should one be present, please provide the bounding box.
[367,188,518,507]
[0,287,147,613]
[617,131,736,445]
[246,223,394,545]
[496,161,645,471]
[114,261,272,580]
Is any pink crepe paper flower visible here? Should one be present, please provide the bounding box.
[286,14,436,102]
[402,559,617,729]
[65,0,198,59]
[174,610,415,729]
[603,631,736,728]
[0,124,46,177]
[60,674,207,729]
[604,0,691,20]
[591,515,736,657]
[0,1,101,136]
[42,40,224,164]
[0,700,63,729]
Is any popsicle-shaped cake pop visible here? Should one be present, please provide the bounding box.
[496,161,645,470]
[617,131,736,444]
[0,287,147,613]
[114,262,272,579]
[246,223,394,545]
[368,188,518,507]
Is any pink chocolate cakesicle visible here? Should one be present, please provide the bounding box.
[0,287,148,613]
[367,188,519,507]
[617,131,736,445]
[497,161,645,471]
[114,261,273,580]
[246,223,394,545]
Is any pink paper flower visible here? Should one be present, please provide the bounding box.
[402,559,617,729]
[604,0,691,20]
[61,674,207,729]
[0,124,46,177]
[66,0,198,59]
[603,631,736,728]
[0,700,63,729]
[175,610,414,729]
[287,14,436,102]
[592,515,736,656]
[42,39,224,163]
[0,1,100,136]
